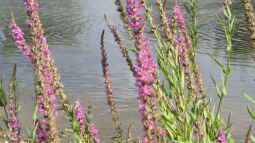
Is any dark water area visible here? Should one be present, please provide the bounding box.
[0,0,255,142]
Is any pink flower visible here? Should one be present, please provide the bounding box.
[127,0,160,141]
[36,122,50,142]
[10,1,59,142]
[88,123,100,143]
[171,3,192,68]
[126,0,144,30]
[24,0,39,12]
[73,100,85,130]
[173,4,185,27]
[7,103,21,143]
[139,138,149,143]
[88,123,98,136]
[217,129,227,143]
[159,128,166,136]
[9,20,34,61]
[193,130,204,137]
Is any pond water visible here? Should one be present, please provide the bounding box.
[0,0,255,142]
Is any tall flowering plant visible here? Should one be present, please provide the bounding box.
[0,0,251,142]
[113,0,236,142]
[10,4,59,141]
[9,0,100,143]
[71,100,100,143]
[126,0,163,142]
[6,65,21,143]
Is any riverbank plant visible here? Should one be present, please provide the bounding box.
[0,0,254,143]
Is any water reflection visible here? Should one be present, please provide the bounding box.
[199,0,255,67]
[0,0,255,142]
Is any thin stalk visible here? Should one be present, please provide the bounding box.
[100,30,124,142]
[155,0,173,41]
[244,125,252,143]
[104,15,135,74]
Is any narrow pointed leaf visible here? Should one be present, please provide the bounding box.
[0,80,7,107]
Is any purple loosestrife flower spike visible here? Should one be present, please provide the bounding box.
[218,129,227,143]
[24,0,72,116]
[193,130,204,137]
[23,1,90,142]
[172,2,192,47]
[173,4,185,29]
[88,123,100,143]
[8,20,29,143]
[5,64,21,143]
[171,2,201,97]
[172,2,207,97]
[36,121,50,143]
[9,19,34,61]
[104,16,135,74]
[100,30,123,139]
[175,3,192,48]
[172,2,191,67]
[23,0,57,109]
[73,100,85,131]
[127,0,161,142]
[73,100,100,143]
[7,103,21,143]
[20,0,60,142]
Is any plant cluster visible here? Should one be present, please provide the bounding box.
[0,0,254,143]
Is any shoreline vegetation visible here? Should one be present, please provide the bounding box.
[0,0,255,143]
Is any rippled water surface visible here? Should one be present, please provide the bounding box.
[0,0,255,142]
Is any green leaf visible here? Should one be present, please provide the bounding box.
[247,106,255,120]
[0,80,7,107]
[208,54,225,71]
[32,106,38,121]
[210,76,221,98]
[244,93,255,120]
[251,136,255,143]
[72,120,80,131]
[244,93,255,105]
